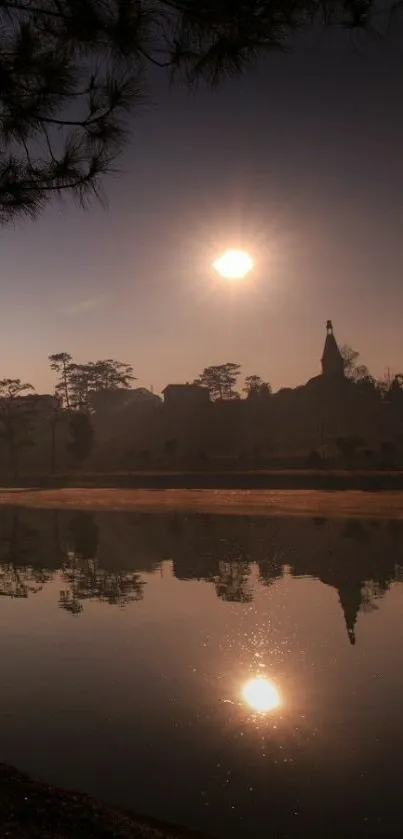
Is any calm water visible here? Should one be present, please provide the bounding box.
[0,508,403,837]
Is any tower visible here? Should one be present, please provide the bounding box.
[321,320,344,378]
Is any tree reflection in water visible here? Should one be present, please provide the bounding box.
[0,509,53,598]
[214,559,252,603]
[59,512,144,614]
[0,508,401,643]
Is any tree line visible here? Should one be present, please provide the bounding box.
[0,353,273,474]
[0,353,134,473]
[1,342,403,474]
[49,353,135,409]
[194,346,403,400]
[195,364,272,400]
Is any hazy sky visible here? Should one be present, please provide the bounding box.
[1,28,403,395]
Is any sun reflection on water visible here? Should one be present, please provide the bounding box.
[242,677,281,713]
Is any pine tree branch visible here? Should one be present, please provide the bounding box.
[0,1,67,18]
[0,0,396,224]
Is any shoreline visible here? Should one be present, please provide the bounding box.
[1,469,403,492]
[0,487,403,518]
[0,763,211,839]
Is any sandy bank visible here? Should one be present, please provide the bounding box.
[0,487,402,517]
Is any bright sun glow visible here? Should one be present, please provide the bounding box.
[213,249,254,280]
[242,678,281,713]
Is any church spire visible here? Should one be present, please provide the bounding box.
[321,319,344,377]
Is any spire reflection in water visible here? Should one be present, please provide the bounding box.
[242,677,281,713]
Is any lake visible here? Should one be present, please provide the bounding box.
[0,507,402,838]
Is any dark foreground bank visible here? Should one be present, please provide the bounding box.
[0,764,212,839]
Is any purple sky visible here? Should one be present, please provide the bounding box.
[1,30,403,395]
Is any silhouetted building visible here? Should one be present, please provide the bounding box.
[162,383,210,408]
[321,320,344,378]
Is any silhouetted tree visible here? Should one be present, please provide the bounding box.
[383,373,403,406]
[39,393,63,474]
[67,364,93,411]
[49,404,60,475]
[50,359,92,412]
[66,412,94,464]
[340,344,359,377]
[195,363,241,400]
[0,379,37,474]
[376,368,394,395]
[1,0,391,225]
[355,373,377,392]
[50,354,135,411]
[244,375,272,400]
[390,373,403,391]
[49,353,73,408]
[86,359,135,391]
[340,344,372,382]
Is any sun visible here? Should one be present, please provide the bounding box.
[242,677,281,713]
[213,249,254,280]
